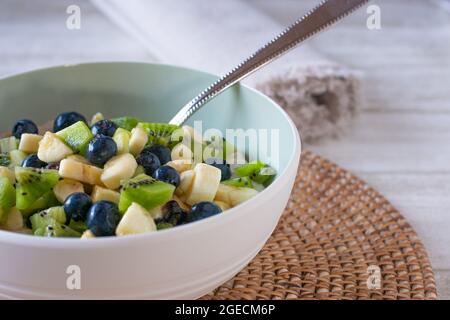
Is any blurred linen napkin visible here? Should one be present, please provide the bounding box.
[92,0,361,142]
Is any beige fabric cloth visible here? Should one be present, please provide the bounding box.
[92,0,362,142]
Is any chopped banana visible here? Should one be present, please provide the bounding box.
[91,185,120,204]
[38,132,73,163]
[53,179,84,203]
[59,158,104,186]
[129,127,148,156]
[90,112,104,126]
[1,207,23,231]
[147,205,164,220]
[228,187,258,207]
[172,195,191,211]
[116,202,156,236]
[18,133,43,153]
[101,153,137,190]
[214,184,235,204]
[67,154,91,165]
[171,143,193,161]
[0,167,15,184]
[181,125,203,145]
[175,169,195,197]
[81,230,96,239]
[185,163,221,205]
[214,200,231,211]
[166,159,193,173]
[113,128,131,154]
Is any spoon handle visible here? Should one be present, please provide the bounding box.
[169,0,368,126]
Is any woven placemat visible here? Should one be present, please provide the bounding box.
[202,151,437,300]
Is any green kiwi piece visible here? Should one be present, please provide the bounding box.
[113,128,131,154]
[133,165,146,178]
[33,221,81,237]
[112,117,141,131]
[68,219,88,233]
[234,160,265,177]
[15,167,60,211]
[251,166,277,186]
[119,174,175,213]
[21,190,60,218]
[222,177,254,188]
[56,121,94,154]
[0,153,10,167]
[0,137,18,153]
[9,150,27,167]
[157,222,173,230]
[137,123,180,147]
[30,206,67,231]
[0,177,16,222]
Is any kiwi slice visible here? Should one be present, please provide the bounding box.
[0,137,18,153]
[137,123,180,147]
[119,174,175,213]
[30,206,67,231]
[157,222,173,230]
[113,128,131,154]
[112,117,141,131]
[251,166,277,186]
[0,153,10,167]
[68,219,88,233]
[0,176,16,222]
[15,167,60,212]
[34,222,81,237]
[21,190,60,218]
[234,161,276,187]
[234,160,265,177]
[9,150,27,167]
[222,177,254,188]
[56,121,94,154]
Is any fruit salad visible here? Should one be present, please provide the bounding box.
[0,112,276,238]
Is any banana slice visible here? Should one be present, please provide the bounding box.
[91,186,120,204]
[1,207,23,231]
[175,169,195,197]
[228,187,258,207]
[81,230,96,239]
[214,184,235,204]
[185,163,221,205]
[166,159,194,173]
[171,143,193,161]
[129,127,148,156]
[59,158,103,186]
[101,153,137,190]
[18,133,43,154]
[116,202,156,236]
[0,167,15,184]
[38,132,74,163]
[53,179,84,203]
[214,200,230,211]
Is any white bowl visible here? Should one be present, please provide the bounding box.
[0,63,301,299]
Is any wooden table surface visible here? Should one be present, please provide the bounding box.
[1,0,449,299]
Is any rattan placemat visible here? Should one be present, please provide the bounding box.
[202,151,437,300]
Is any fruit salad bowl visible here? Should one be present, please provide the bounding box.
[0,62,301,299]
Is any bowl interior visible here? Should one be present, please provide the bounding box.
[0,62,296,175]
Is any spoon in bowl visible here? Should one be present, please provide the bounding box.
[169,0,369,126]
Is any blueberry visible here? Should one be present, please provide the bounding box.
[145,145,171,165]
[186,201,222,223]
[21,154,47,168]
[91,120,118,137]
[136,150,160,175]
[163,201,187,226]
[153,165,180,187]
[86,201,120,237]
[204,158,231,181]
[12,119,38,139]
[53,111,86,132]
[86,135,117,166]
[64,192,93,222]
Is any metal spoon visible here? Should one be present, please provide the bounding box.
[169,0,369,126]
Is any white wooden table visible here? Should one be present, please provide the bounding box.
[1,0,449,299]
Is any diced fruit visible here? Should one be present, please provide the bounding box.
[21,190,59,217]
[214,184,235,204]
[9,150,28,166]
[59,158,104,185]
[234,160,265,177]
[137,122,179,147]
[86,201,120,237]
[171,143,193,161]
[18,134,42,153]
[185,163,221,205]
[172,195,190,211]
[147,205,164,220]
[90,112,104,126]
[53,112,87,132]
[101,153,137,190]
[222,177,253,188]
[64,192,92,222]
[81,229,95,239]
[112,128,131,154]
[67,154,91,165]
[166,159,193,173]
[54,179,84,203]
[145,144,171,165]
[112,117,140,131]
[250,166,277,186]
[228,187,258,207]
[91,186,120,204]
[86,136,117,166]
[68,219,87,233]
[160,200,187,226]
[56,121,94,154]
[136,149,161,175]
[34,222,81,237]
[1,207,23,231]
[186,201,222,223]
[0,136,18,153]
[12,119,38,139]
[0,177,16,222]
[116,202,156,236]
[175,169,195,198]
[152,165,180,187]
[38,132,74,163]
[15,167,59,212]
[0,167,15,184]
[0,153,10,167]
[21,154,47,169]
[214,201,230,212]
[91,119,118,137]
[157,222,173,230]
[204,158,231,181]
[129,127,148,156]
[181,125,203,145]
[133,165,146,177]
[119,174,175,213]
[30,206,67,231]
